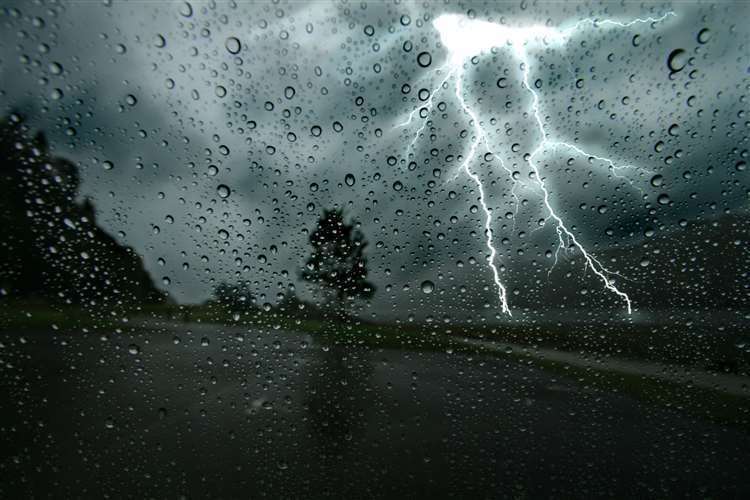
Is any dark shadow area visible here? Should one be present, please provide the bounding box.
[0,113,165,307]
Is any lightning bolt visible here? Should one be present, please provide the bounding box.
[454,66,512,315]
[395,11,675,315]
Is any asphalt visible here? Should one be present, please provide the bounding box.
[1,323,749,499]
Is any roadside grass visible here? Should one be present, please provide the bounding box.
[519,355,750,429]
[8,301,743,377]
[0,302,103,331]
[448,321,750,375]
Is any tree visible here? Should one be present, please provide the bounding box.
[301,209,375,317]
[0,112,165,305]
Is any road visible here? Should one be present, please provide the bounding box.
[1,322,749,498]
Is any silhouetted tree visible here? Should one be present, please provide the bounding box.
[301,209,375,318]
[0,112,165,306]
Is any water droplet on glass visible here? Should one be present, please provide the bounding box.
[697,28,710,44]
[225,36,241,55]
[217,184,231,198]
[179,1,193,18]
[667,49,687,73]
[417,51,432,68]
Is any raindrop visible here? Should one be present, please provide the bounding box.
[217,184,231,198]
[345,174,356,186]
[421,280,435,294]
[179,1,193,18]
[417,51,432,68]
[667,49,687,73]
[697,28,711,44]
[225,36,241,55]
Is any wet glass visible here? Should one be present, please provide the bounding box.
[1,1,748,497]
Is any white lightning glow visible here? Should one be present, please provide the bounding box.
[395,11,675,315]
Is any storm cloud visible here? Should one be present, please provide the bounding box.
[1,0,747,322]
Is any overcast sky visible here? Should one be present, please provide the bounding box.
[1,0,747,322]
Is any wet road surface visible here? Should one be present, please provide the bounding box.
[1,323,749,498]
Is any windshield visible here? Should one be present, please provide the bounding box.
[1,1,748,497]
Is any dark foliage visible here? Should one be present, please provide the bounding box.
[0,113,165,306]
[301,209,375,316]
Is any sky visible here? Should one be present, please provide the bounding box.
[0,0,747,323]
